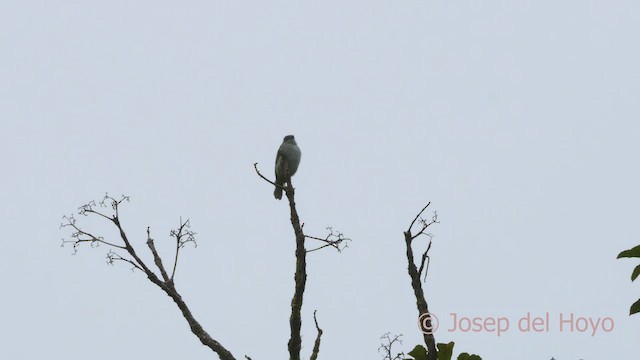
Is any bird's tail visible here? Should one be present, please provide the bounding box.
[274,186,283,200]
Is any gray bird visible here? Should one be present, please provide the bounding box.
[274,135,301,200]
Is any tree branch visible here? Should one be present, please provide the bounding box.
[403,203,439,360]
[60,215,127,253]
[410,211,439,241]
[146,227,170,283]
[170,218,197,281]
[310,310,323,360]
[417,240,432,281]
[378,332,404,360]
[284,176,306,360]
[61,194,237,360]
[408,202,431,235]
[253,162,285,189]
[305,227,351,253]
[106,250,143,271]
[254,163,310,360]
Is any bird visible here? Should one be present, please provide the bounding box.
[274,135,301,200]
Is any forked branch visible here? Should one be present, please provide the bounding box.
[378,332,405,360]
[403,202,439,360]
[305,227,351,253]
[61,193,236,360]
[170,218,197,281]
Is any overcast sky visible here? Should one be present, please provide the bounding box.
[1,1,639,359]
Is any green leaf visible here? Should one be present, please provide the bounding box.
[436,342,455,360]
[632,265,640,281]
[631,298,640,316]
[458,352,483,360]
[407,345,428,360]
[617,245,640,259]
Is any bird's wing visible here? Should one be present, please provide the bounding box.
[275,144,287,163]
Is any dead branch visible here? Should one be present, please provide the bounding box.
[255,162,306,359]
[305,227,351,253]
[418,240,432,282]
[284,175,306,360]
[61,193,237,360]
[106,250,142,271]
[255,163,344,360]
[410,210,439,242]
[378,333,404,360]
[60,215,126,253]
[403,203,439,360]
[309,310,323,360]
[255,162,353,359]
[253,162,285,189]
[146,227,170,283]
[170,218,197,281]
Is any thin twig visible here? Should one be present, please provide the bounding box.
[408,202,431,235]
[60,215,127,250]
[378,333,404,360]
[410,213,439,241]
[171,220,182,281]
[107,250,143,271]
[169,218,196,281]
[253,162,285,189]
[305,227,351,253]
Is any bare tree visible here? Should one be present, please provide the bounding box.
[403,202,439,360]
[61,194,237,360]
[62,161,348,360]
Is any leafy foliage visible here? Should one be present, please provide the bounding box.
[403,342,481,360]
[618,244,640,316]
[618,245,640,259]
[406,345,428,360]
[631,265,640,282]
[436,342,454,360]
[631,298,640,316]
[457,353,482,360]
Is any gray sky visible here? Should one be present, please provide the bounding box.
[1,1,638,359]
